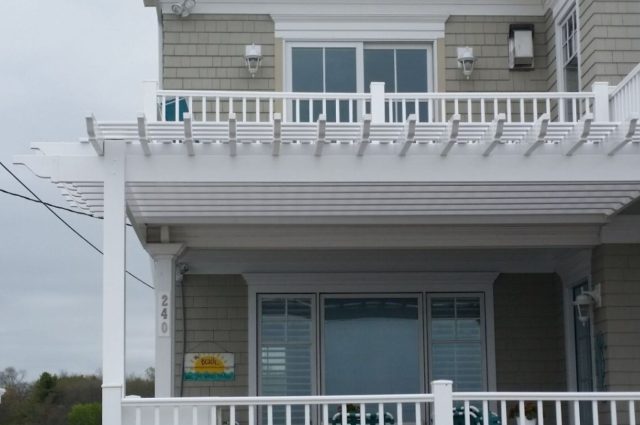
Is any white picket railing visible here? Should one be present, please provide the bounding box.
[149,83,601,125]
[121,381,640,425]
[609,62,640,121]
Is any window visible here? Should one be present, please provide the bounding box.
[288,43,433,122]
[560,7,579,92]
[429,295,486,391]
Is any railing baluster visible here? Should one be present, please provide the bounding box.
[161,95,167,122]
[188,96,193,120]
[483,400,489,425]
[414,99,419,121]
[256,98,260,122]
[323,404,329,425]
[296,99,301,122]
[572,98,578,121]
[402,99,407,121]
[282,98,287,122]
[193,406,198,425]
[135,407,142,425]
[397,402,403,425]
[229,97,234,115]
[480,99,486,122]
[574,401,581,425]
[349,99,354,123]
[268,405,274,425]
[361,404,367,425]
[378,403,384,425]
[467,98,472,122]
[611,401,618,425]
[286,404,292,425]
[537,401,544,425]
[592,401,599,425]
[556,401,563,425]
[174,406,180,425]
[249,405,255,425]
[305,405,311,425]
[242,97,247,121]
[630,401,636,425]
[533,98,538,120]
[559,97,565,122]
[211,406,217,425]
[202,96,207,122]
[155,406,161,425]
[506,99,512,122]
[322,99,327,118]
[500,401,507,425]
[309,99,314,123]
[215,97,220,122]
[464,400,471,425]
[546,98,551,116]
[269,98,274,120]
[415,403,421,425]
[454,99,459,116]
[493,98,498,119]
[230,406,236,425]
[175,96,180,122]
[520,98,525,122]
[336,99,341,123]
[441,99,446,122]
[342,404,348,425]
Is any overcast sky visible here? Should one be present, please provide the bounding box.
[0,1,158,380]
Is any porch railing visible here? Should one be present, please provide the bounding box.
[609,62,640,121]
[144,82,609,125]
[121,381,640,425]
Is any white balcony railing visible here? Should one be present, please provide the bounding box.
[610,62,640,122]
[122,381,640,425]
[146,82,607,125]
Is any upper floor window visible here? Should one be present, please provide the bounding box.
[287,42,433,122]
[560,6,579,92]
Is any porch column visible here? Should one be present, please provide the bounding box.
[147,243,185,397]
[102,141,126,425]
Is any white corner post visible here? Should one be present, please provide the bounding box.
[102,140,127,425]
[370,82,386,123]
[142,80,159,122]
[147,243,186,398]
[431,380,454,425]
[592,81,610,121]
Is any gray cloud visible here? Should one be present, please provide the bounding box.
[1,0,158,380]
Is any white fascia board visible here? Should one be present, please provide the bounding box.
[157,0,546,17]
[273,15,446,41]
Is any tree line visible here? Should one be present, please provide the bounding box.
[0,366,154,425]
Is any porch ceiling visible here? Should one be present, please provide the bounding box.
[14,116,640,226]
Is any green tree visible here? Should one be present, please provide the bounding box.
[68,402,101,425]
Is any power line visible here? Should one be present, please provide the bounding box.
[0,187,133,227]
[0,160,153,290]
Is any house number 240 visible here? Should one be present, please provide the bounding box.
[158,292,170,337]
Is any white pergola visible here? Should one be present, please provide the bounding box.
[14,106,640,425]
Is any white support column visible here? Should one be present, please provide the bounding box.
[431,380,453,425]
[102,140,127,425]
[370,82,386,123]
[147,243,185,398]
[592,82,610,121]
[142,80,159,122]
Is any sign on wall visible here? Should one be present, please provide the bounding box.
[184,353,235,381]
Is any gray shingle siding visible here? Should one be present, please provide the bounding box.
[579,0,640,88]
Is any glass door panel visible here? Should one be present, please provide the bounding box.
[323,296,421,422]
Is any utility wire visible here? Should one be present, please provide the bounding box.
[0,187,133,227]
[0,160,153,290]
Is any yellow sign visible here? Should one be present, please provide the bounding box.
[184,353,235,381]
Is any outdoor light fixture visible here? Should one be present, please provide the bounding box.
[0,388,5,404]
[457,47,476,79]
[171,0,196,17]
[574,284,601,325]
[245,44,263,78]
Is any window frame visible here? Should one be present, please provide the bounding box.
[555,1,582,92]
[285,41,435,95]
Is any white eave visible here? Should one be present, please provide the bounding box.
[14,116,640,227]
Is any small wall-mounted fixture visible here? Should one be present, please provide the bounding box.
[171,0,196,18]
[574,284,602,325]
[457,47,476,79]
[508,24,535,70]
[245,44,263,78]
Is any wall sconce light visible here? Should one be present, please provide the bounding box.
[574,284,601,325]
[457,47,476,79]
[244,44,263,78]
[171,0,196,17]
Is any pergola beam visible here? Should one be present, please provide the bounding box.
[136,114,152,156]
[440,114,461,157]
[315,114,327,157]
[399,114,417,157]
[183,113,195,156]
[566,113,594,156]
[85,114,105,156]
[272,113,282,157]
[608,116,639,156]
[524,113,550,157]
[357,114,372,157]
[482,113,506,157]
